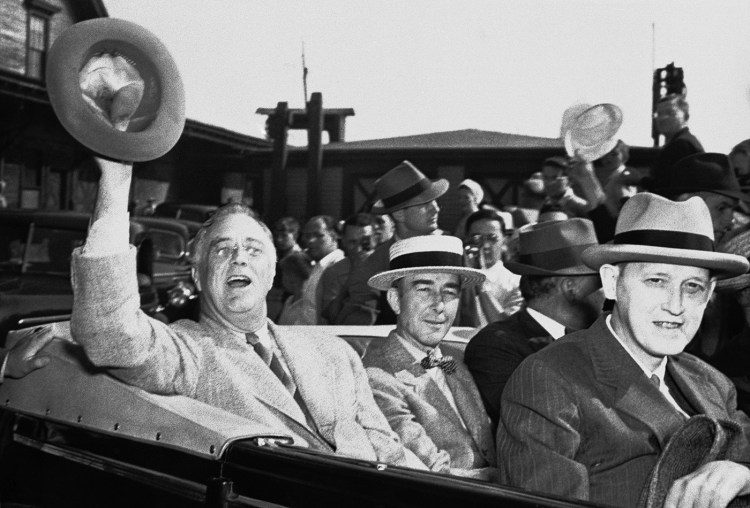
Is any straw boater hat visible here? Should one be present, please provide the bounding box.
[368,236,485,291]
[563,103,623,162]
[370,161,449,214]
[659,152,750,202]
[504,218,599,276]
[459,179,484,204]
[582,192,749,279]
[46,18,185,162]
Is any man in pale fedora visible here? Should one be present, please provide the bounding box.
[362,235,497,481]
[335,160,448,325]
[498,192,750,508]
[464,218,603,430]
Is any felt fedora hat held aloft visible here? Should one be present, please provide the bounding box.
[368,235,485,291]
[46,18,186,162]
[370,161,449,214]
[659,152,750,202]
[582,192,749,279]
[564,103,623,162]
[504,218,600,276]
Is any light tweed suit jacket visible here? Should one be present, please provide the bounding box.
[69,246,408,466]
[498,314,750,508]
[363,331,496,474]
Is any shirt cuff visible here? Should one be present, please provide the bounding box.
[83,213,130,255]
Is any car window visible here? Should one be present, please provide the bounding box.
[23,226,86,275]
[147,229,186,261]
[0,224,28,269]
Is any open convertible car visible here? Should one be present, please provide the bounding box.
[0,324,594,508]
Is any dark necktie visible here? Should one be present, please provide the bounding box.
[420,354,457,375]
[247,333,297,394]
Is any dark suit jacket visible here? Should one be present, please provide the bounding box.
[464,309,553,430]
[646,127,704,193]
[363,332,495,473]
[497,314,750,508]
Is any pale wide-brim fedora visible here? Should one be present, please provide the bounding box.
[368,235,485,291]
[564,103,623,162]
[504,218,600,276]
[46,18,186,162]
[370,161,449,214]
[582,192,749,279]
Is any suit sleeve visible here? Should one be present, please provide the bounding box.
[338,345,421,468]
[366,367,451,472]
[70,246,201,396]
[464,331,529,429]
[497,355,590,501]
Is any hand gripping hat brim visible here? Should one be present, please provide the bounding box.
[46,18,186,162]
[368,235,485,291]
[564,103,623,162]
[581,192,750,280]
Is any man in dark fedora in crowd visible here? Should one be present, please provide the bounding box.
[54,18,416,469]
[335,160,447,325]
[498,192,750,508]
[465,218,604,428]
[464,218,603,430]
[362,235,497,480]
[646,93,705,194]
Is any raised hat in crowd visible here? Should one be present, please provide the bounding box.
[46,18,186,162]
[582,192,749,279]
[368,235,485,291]
[658,152,749,202]
[564,103,623,162]
[459,179,484,204]
[504,218,599,276]
[370,161,449,214]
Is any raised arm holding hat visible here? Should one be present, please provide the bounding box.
[497,192,750,507]
[54,18,414,469]
[362,236,498,481]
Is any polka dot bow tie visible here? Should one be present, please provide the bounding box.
[420,353,457,375]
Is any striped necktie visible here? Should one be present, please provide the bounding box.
[247,333,297,395]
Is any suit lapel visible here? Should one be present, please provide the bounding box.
[668,356,726,417]
[587,315,685,449]
[444,357,495,465]
[266,322,335,436]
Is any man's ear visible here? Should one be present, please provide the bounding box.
[390,209,405,225]
[560,277,577,301]
[191,266,202,292]
[599,264,619,301]
[386,287,401,315]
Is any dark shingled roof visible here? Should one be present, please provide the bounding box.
[324,129,564,150]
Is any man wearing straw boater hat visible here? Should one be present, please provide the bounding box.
[464,218,604,431]
[50,18,415,469]
[362,235,498,480]
[335,161,448,326]
[497,192,750,508]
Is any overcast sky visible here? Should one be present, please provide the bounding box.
[104,0,750,152]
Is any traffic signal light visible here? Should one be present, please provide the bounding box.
[654,62,686,99]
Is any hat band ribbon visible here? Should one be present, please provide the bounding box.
[519,244,594,271]
[614,230,715,252]
[381,178,432,209]
[390,251,463,270]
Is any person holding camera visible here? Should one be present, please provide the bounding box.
[458,209,523,328]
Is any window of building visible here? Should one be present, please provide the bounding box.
[24,0,60,81]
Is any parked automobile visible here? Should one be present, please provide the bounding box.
[130,216,202,321]
[153,202,218,223]
[0,324,592,508]
[0,210,159,344]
